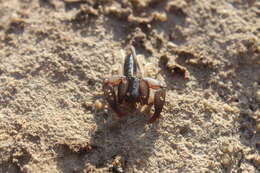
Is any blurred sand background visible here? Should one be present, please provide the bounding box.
[0,0,259,172]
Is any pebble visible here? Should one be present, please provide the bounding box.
[255,155,260,166]
[221,154,232,167]
[94,100,104,111]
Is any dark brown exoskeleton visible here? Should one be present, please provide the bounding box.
[103,46,166,123]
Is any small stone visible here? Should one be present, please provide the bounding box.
[84,101,93,110]
[221,154,232,167]
[167,42,178,49]
[256,90,260,102]
[94,100,104,111]
[153,12,167,22]
[223,104,239,113]
[224,145,233,153]
[255,155,260,166]
[256,123,260,132]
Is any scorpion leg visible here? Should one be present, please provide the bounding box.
[103,77,125,117]
[103,76,123,86]
[143,77,165,89]
[118,77,128,104]
[143,77,166,123]
[148,88,166,123]
[139,79,149,105]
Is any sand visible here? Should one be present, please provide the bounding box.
[0,0,259,172]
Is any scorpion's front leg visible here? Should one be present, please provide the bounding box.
[143,77,166,123]
[103,76,127,117]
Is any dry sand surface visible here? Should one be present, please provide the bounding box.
[0,0,260,173]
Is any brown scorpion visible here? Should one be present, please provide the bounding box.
[103,46,166,123]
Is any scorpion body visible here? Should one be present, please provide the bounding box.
[103,46,166,123]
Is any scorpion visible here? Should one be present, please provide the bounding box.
[103,46,166,123]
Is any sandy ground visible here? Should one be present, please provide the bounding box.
[0,0,259,172]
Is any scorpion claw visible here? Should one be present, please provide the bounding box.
[148,89,166,123]
[103,82,125,117]
[118,78,128,104]
[139,79,149,105]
